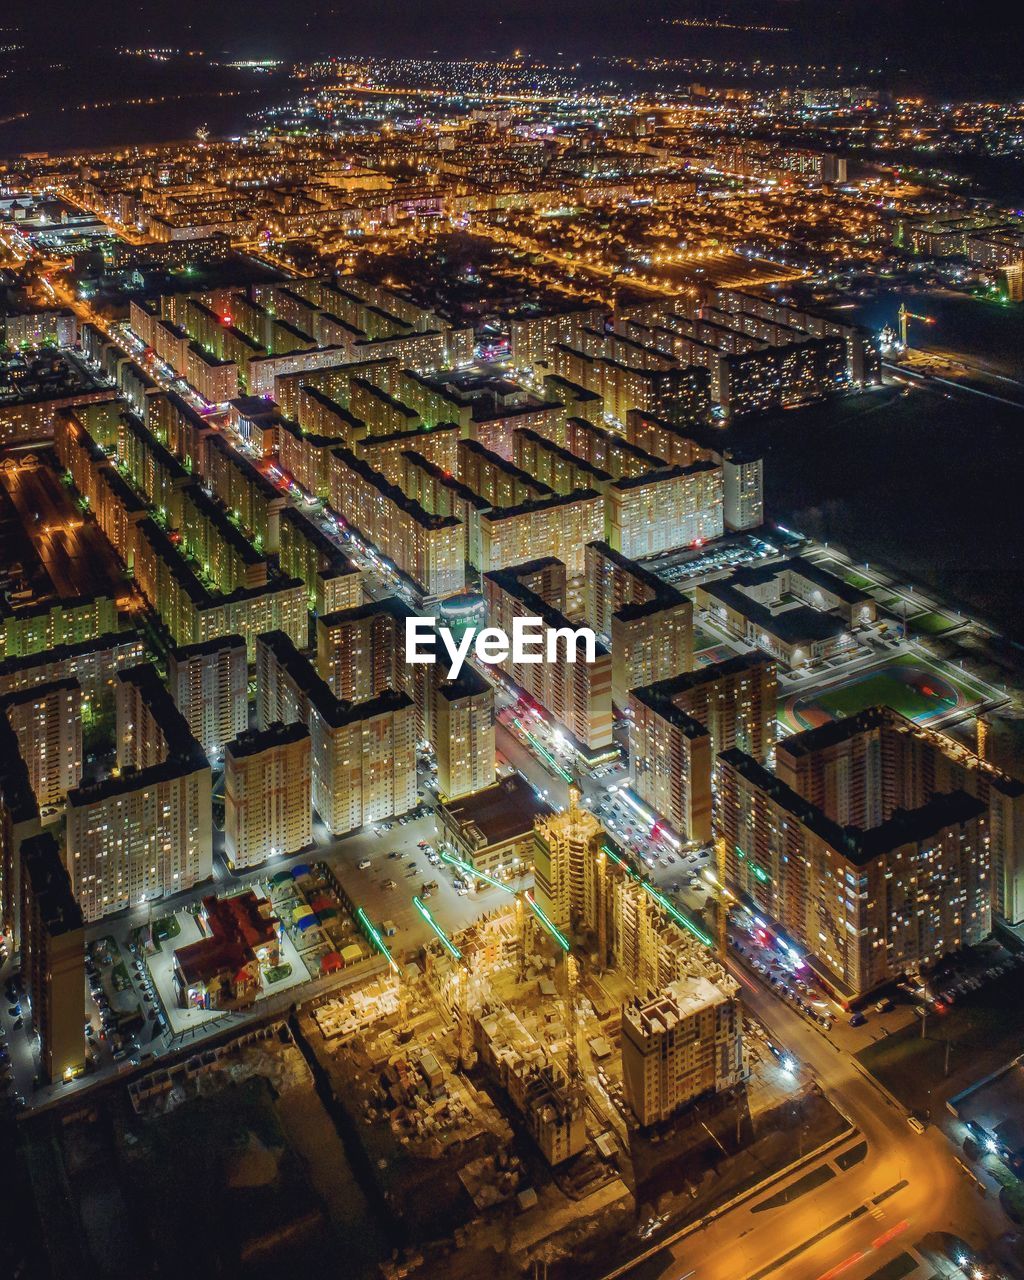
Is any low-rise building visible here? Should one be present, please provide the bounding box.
[173,891,281,1010]
[437,774,554,879]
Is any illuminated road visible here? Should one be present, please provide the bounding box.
[607,978,1006,1280]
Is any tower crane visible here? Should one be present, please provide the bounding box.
[898,301,935,348]
[564,953,583,1101]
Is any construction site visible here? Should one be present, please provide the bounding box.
[289,789,848,1279]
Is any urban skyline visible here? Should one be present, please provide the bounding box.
[0,18,1023,1280]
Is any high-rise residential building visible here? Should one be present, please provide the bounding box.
[0,678,83,809]
[642,652,777,761]
[256,630,416,836]
[167,635,249,761]
[329,446,464,602]
[722,449,764,531]
[775,704,1024,926]
[533,785,606,934]
[67,664,212,921]
[0,630,145,704]
[315,597,424,731]
[715,747,991,1000]
[19,831,85,1084]
[628,624,775,843]
[428,666,495,800]
[584,542,692,708]
[0,712,41,934]
[628,693,712,844]
[483,562,613,753]
[224,722,312,869]
[621,976,744,1127]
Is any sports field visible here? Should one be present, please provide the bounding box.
[779,653,990,733]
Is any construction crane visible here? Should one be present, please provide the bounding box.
[564,953,583,1102]
[898,301,935,348]
[413,895,477,1069]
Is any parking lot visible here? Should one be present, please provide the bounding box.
[591,785,715,920]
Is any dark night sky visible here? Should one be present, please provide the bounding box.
[4,1,1022,93]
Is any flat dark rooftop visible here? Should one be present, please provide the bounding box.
[441,774,553,848]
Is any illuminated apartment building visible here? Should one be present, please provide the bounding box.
[66,664,213,922]
[715,747,991,1000]
[606,462,723,558]
[329,446,464,601]
[722,449,764,531]
[0,593,120,662]
[278,505,362,615]
[0,678,83,809]
[0,715,40,934]
[224,722,312,869]
[628,695,711,844]
[621,976,744,1127]
[167,634,249,761]
[427,666,495,800]
[477,491,605,578]
[508,305,604,370]
[775,705,1024,927]
[553,341,711,426]
[584,542,693,708]
[628,653,776,842]
[0,634,146,753]
[315,597,424,732]
[19,832,85,1084]
[483,562,613,753]
[255,630,416,836]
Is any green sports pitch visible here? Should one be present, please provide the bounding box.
[779,654,989,733]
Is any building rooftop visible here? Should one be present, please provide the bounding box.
[226,720,309,760]
[441,774,554,850]
[624,974,727,1037]
[718,747,988,866]
[21,831,83,937]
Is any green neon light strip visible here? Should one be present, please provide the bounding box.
[355,906,399,972]
[601,845,714,948]
[414,896,462,961]
[439,849,514,894]
[524,891,571,952]
[513,718,573,783]
[439,850,569,952]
